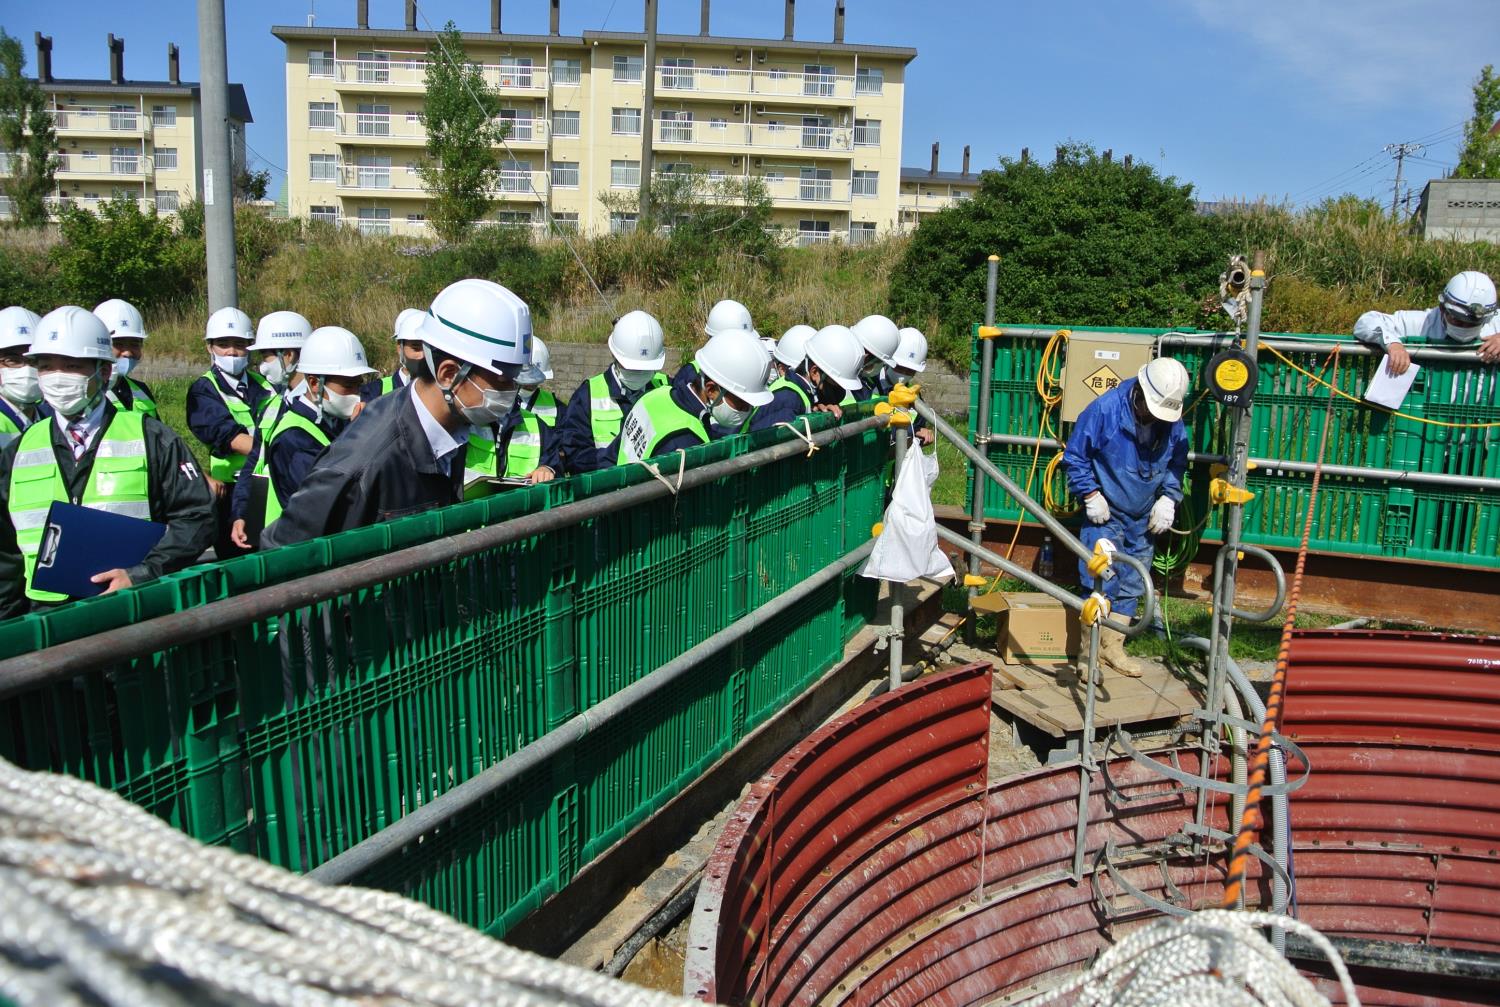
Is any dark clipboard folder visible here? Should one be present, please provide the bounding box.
[30,501,167,599]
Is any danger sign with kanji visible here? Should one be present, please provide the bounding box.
[1082,365,1121,398]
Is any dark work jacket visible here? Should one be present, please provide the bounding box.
[261,385,466,549]
[751,369,816,432]
[267,397,349,506]
[0,405,215,619]
[186,365,272,457]
[558,368,653,475]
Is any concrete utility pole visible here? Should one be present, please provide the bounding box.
[639,0,657,225]
[1385,142,1423,218]
[197,0,238,309]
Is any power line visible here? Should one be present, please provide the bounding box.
[1384,142,1423,216]
[244,139,287,177]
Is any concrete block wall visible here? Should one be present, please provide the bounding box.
[1419,179,1500,243]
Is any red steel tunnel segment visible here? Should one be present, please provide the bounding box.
[689,632,1500,1007]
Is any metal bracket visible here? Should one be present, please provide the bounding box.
[1091,839,1195,920]
[1101,736,1195,803]
[1113,726,1312,799]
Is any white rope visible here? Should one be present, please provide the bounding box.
[0,758,696,1007]
[1014,909,1360,1007]
[774,417,819,457]
[634,449,687,496]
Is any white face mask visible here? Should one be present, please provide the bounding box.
[615,364,656,392]
[39,370,98,418]
[259,355,287,387]
[214,353,249,378]
[710,392,750,430]
[319,387,361,420]
[454,376,517,428]
[0,365,41,406]
[113,355,137,380]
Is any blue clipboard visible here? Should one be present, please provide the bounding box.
[30,501,167,599]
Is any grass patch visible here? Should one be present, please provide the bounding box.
[931,415,969,509]
[147,374,213,475]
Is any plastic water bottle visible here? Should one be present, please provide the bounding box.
[1039,535,1055,580]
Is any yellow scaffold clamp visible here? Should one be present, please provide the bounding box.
[1085,539,1115,580]
[871,522,885,537]
[977,326,1004,340]
[963,574,988,588]
[1209,477,1256,507]
[1081,592,1112,627]
[888,383,921,408]
[874,401,912,426]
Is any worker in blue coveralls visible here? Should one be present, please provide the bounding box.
[1062,357,1189,677]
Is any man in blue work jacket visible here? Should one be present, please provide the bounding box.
[1062,357,1190,676]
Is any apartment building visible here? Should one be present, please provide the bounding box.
[897,143,982,232]
[1,33,251,221]
[274,0,915,243]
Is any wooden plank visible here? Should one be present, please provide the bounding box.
[992,662,1067,692]
[991,689,1066,738]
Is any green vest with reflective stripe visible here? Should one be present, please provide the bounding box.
[248,395,289,482]
[202,369,272,482]
[0,402,32,450]
[8,411,150,603]
[462,412,544,498]
[262,408,330,526]
[525,387,560,427]
[769,375,813,413]
[380,374,397,396]
[588,371,665,448]
[108,377,158,418]
[617,386,708,464]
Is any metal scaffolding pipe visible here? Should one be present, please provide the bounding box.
[977,432,1500,493]
[968,256,999,638]
[992,326,1486,364]
[309,538,877,885]
[0,416,890,693]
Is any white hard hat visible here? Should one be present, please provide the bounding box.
[851,315,901,368]
[804,324,864,391]
[704,299,758,340]
[1439,271,1498,335]
[894,327,929,372]
[394,307,425,342]
[0,306,42,352]
[93,299,149,342]
[30,306,115,362]
[205,306,254,342]
[417,278,533,376]
[1138,357,1189,423]
[518,335,554,384]
[299,326,377,378]
[249,310,313,352]
[695,330,773,407]
[608,310,667,371]
[775,324,816,369]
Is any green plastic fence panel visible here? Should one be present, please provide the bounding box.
[0,414,890,939]
[968,325,1500,569]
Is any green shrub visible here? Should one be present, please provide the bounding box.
[50,197,200,310]
[406,225,568,313]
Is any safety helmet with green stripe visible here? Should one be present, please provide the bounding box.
[416,278,531,391]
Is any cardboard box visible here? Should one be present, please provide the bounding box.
[970,592,1081,665]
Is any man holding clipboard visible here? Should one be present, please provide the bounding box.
[0,307,215,619]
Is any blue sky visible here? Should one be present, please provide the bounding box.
[14,0,1499,209]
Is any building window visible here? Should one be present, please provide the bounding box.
[108,104,137,131]
[769,68,788,81]
[308,102,336,130]
[852,169,878,197]
[549,211,579,233]
[355,154,391,189]
[708,168,726,179]
[356,51,390,84]
[357,207,391,235]
[308,50,333,76]
[356,103,390,137]
[803,64,835,97]
[797,219,831,246]
[662,57,695,90]
[657,162,692,177]
[407,213,426,223]
[498,109,534,141]
[155,190,180,213]
[708,65,729,78]
[155,147,178,171]
[800,167,833,201]
[610,159,640,188]
[855,67,883,95]
[801,116,832,150]
[613,55,644,83]
[609,211,638,234]
[611,107,642,135]
[552,58,581,85]
[498,56,533,89]
[498,159,532,193]
[854,118,881,147]
[658,109,693,142]
[309,153,337,182]
[151,105,177,127]
[551,109,580,137]
[494,210,534,228]
[310,204,338,223]
[709,117,727,130]
[551,161,579,188]
[849,221,876,245]
[111,147,140,174]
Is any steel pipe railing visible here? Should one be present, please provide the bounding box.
[0,414,890,692]
[991,326,1488,364]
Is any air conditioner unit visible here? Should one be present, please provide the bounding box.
[756,53,767,64]
[731,155,742,167]
[753,105,767,116]
[733,104,744,116]
[753,158,764,168]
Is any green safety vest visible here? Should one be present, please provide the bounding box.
[463,411,544,498]
[247,395,289,482]
[525,387,561,427]
[588,371,666,448]
[379,374,398,396]
[617,386,708,464]
[0,401,37,450]
[108,377,158,418]
[262,408,330,526]
[769,375,812,413]
[7,410,150,603]
[202,369,272,483]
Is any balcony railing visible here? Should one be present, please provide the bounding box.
[55,153,153,176]
[652,119,853,153]
[491,170,548,198]
[43,195,156,214]
[762,175,851,204]
[53,107,149,135]
[332,57,548,92]
[795,230,835,247]
[335,112,427,141]
[496,117,547,143]
[337,164,425,192]
[653,65,857,101]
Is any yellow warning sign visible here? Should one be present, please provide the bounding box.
[1082,365,1122,398]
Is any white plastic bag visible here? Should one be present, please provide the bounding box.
[861,440,955,584]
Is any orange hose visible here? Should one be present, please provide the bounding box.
[1220,345,1341,910]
